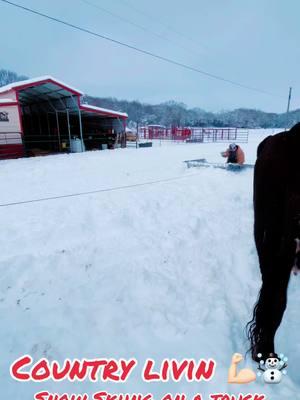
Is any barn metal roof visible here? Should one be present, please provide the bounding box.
[0,76,83,96]
[17,82,78,105]
[0,76,128,119]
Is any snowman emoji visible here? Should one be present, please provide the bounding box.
[257,353,288,384]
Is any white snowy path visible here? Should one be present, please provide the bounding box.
[0,129,299,398]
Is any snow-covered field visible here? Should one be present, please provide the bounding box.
[1,129,299,399]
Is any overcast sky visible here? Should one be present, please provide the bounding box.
[1,0,299,112]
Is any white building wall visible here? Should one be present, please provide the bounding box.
[0,105,21,133]
[0,104,22,145]
[0,89,17,101]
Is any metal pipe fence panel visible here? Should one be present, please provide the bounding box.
[138,127,249,143]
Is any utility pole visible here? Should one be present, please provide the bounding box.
[286,86,292,130]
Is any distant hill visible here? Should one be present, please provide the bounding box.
[86,96,300,129]
[1,68,298,129]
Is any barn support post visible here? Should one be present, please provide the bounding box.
[38,111,42,135]
[66,108,72,152]
[47,113,51,137]
[116,117,126,148]
[46,99,60,151]
[38,103,49,139]
[28,105,33,136]
[70,95,84,152]
[122,118,127,148]
[78,109,84,152]
[55,110,61,151]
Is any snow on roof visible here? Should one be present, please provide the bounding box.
[0,75,83,95]
[80,103,128,118]
[0,98,17,104]
[0,76,128,118]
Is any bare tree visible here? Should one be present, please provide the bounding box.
[0,69,28,87]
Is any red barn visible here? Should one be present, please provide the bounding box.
[0,76,128,160]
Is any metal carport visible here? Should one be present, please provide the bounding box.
[0,76,128,158]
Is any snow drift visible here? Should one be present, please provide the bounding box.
[0,129,299,398]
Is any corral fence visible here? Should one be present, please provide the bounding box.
[138,126,249,143]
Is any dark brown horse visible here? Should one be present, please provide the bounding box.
[247,123,300,361]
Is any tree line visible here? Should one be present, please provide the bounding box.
[86,96,299,129]
[1,68,298,129]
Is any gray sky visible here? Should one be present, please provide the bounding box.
[1,0,299,112]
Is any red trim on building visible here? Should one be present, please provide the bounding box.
[1,77,127,119]
[0,101,18,107]
[0,77,127,160]
[16,91,24,137]
[0,144,24,160]
[80,104,127,119]
[0,98,24,158]
[12,78,82,96]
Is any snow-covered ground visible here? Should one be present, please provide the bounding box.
[1,128,299,398]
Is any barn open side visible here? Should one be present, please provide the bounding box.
[0,76,128,159]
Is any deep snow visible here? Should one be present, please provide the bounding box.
[0,129,299,399]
